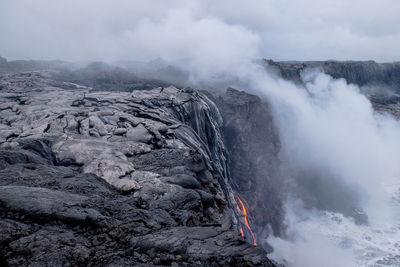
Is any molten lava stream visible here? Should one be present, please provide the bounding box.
[232,193,257,246]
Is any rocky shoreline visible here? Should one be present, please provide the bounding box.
[0,72,274,266]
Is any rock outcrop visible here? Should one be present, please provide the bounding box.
[0,72,274,266]
[207,88,284,240]
[264,59,400,89]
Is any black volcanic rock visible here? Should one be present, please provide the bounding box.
[0,72,274,266]
[208,88,284,237]
[264,59,400,89]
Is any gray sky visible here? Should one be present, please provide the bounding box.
[1,0,399,63]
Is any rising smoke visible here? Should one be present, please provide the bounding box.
[252,69,400,266]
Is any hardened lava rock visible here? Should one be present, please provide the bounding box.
[0,72,275,266]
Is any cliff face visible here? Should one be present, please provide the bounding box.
[0,72,273,266]
[207,89,283,239]
[264,59,400,89]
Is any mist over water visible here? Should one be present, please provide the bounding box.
[250,69,400,266]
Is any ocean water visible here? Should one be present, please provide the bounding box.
[267,184,400,267]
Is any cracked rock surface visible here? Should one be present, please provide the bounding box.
[0,72,274,266]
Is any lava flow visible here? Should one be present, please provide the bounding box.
[232,193,257,246]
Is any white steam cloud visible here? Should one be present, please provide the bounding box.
[251,70,400,266]
[255,70,400,224]
[127,8,261,81]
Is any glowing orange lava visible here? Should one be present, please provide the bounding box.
[239,228,244,237]
[232,193,257,246]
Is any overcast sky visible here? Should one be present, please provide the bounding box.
[1,0,399,63]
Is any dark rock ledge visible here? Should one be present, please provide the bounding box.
[0,72,274,266]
